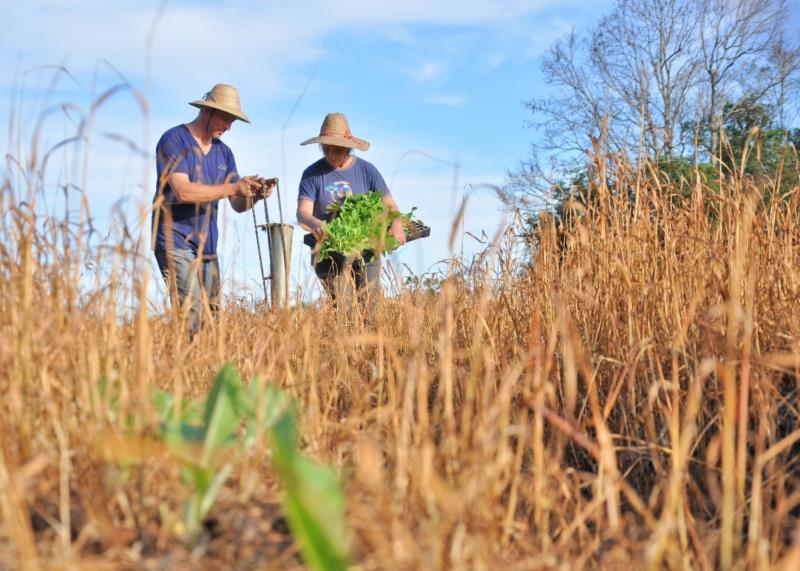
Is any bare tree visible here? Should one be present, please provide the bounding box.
[769,34,800,129]
[697,0,794,156]
[513,0,800,198]
[593,0,700,158]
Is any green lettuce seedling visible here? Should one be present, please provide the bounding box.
[317,191,415,263]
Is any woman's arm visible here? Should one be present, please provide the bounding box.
[382,194,406,245]
[297,198,326,240]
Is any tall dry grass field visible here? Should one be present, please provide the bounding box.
[2,115,800,570]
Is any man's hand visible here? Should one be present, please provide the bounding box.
[234,176,262,198]
[390,218,406,245]
[256,177,278,201]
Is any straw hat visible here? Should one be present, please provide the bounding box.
[189,83,251,123]
[300,112,369,151]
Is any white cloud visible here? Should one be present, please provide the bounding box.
[1,0,577,79]
[428,94,466,107]
[273,0,569,27]
[413,61,449,83]
[484,53,507,71]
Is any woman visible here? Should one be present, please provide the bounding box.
[296,112,405,297]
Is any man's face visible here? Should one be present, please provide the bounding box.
[207,110,237,139]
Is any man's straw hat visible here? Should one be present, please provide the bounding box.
[301,112,369,151]
[189,84,251,123]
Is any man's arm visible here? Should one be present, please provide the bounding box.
[168,172,260,206]
[228,178,276,213]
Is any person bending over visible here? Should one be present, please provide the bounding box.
[296,112,405,299]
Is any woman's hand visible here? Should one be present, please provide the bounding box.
[311,221,326,241]
[297,199,326,241]
[390,218,406,245]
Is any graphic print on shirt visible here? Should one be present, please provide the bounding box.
[325,181,353,204]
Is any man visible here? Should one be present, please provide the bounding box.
[152,83,273,335]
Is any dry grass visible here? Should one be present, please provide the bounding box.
[3,123,800,570]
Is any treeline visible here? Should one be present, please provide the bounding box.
[509,0,800,212]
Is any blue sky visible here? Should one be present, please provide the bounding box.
[1,0,613,302]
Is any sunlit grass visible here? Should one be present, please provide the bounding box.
[2,87,800,570]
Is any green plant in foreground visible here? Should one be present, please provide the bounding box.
[101,364,349,570]
[272,408,349,570]
[155,365,259,535]
[318,190,416,263]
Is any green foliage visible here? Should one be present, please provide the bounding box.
[525,97,799,244]
[683,97,799,197]
[155,364,255,536]
[654,157,721,203]
[106,364,350,570]
[271,409,349,571]
[152,389,205,440]
[317,191,414,263]
[98,363,348,571]
[199,365,245,459]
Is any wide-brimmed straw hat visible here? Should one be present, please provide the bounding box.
[300,112,369,151]
[189,83,251,123]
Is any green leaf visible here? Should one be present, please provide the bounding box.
[197,464,234,526]
[112,363,352,554]
[162,421,206,444]
[260,384,291,428]
[182,463,233,536]
[243,381,291,449]
[202,363,245,465]
[182,464,212,535]
[271,410,349,571]
[316,191,414,263]
[154,391,208,462]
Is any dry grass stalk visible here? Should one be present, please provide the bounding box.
[3,94,800,568]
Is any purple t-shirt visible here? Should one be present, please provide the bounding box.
[151,124,239,257]
[297,157,390,221]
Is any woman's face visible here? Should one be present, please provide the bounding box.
[322,144,351,169]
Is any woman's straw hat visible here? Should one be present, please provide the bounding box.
[189,84,251,123]
[301,112,369,151]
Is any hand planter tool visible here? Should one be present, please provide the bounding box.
[251,178,293,307]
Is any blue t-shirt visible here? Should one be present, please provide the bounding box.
[151,124,239,257]
[297,157,390,221]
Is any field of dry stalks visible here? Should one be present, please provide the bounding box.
[3,147,800,570]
